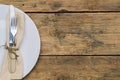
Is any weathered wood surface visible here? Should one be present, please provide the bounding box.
[2,0,119,80]
[24,56,120,80]
[28,13,120,55]
[1,0,120,12]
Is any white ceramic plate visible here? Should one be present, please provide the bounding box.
[0,5,40,78]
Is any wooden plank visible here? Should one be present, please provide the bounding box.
[24,56,120,80]
[28,13,120,55]
[1,0,120,12]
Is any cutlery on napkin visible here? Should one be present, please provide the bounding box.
[0,5,25,80]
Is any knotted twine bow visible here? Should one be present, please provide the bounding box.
[0,8,25,80]
[5,46,19,60]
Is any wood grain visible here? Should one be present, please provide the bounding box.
[28,13,120,55]
[1,0,120,12]
[23,56,120,80]
[0,0,119,80]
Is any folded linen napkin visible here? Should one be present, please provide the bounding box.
[0,8,25,80]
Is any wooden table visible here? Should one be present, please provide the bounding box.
[1,0,120,80]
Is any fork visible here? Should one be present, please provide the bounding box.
[9,5,17,46]
[9,5,18,73]
[10,17,17,46]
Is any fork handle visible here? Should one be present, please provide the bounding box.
[13,36,16,46]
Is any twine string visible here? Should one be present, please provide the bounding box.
[0,44,19,60]
[0,44,19,73]
[5,46,19,60]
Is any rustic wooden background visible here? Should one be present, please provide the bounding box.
[1,0,120,80]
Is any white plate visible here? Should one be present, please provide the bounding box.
[0,5,40,78]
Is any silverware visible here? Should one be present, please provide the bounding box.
[9,5,17,46]
[8,5,18,73]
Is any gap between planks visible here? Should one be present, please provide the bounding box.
[26,11,120,14]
